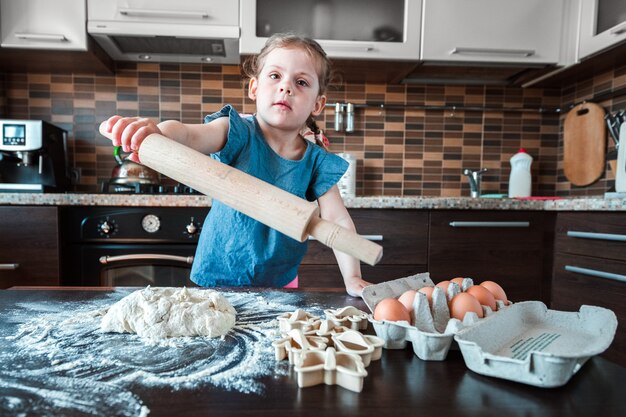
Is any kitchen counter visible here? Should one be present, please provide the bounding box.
[1,287,625,417]
[1,193,626,210]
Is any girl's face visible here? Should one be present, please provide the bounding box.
[248,47,327,134]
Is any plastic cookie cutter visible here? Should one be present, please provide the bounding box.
[294,347,368,393]
[331,329,384,367]
[307,318,350,344]
[324,306,369,331]
[273,328,328,364]
[277,309,320,335]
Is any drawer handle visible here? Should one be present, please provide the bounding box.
[610,22,626,35]
[567,230,626,242]
[450,47,535,57]
[0,263,20,270]
[15,32,68,42]
[119,8,209,19]
[99,254,194,264]
[322,44,376,53]
[565,265,626,284]
[449,221,530,228]
[309,234,383,241]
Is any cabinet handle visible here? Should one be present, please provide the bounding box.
[0,263,19,270]
[565,265,626,284]
[450,47,535,57]
[609,22,626,35]
[15,33,67,42]
[99,254,194,264]
[309,234,383,241]
[322,44,376,53]
[449,221,530,228]
[119,8,209,19]
[567,230,626,242]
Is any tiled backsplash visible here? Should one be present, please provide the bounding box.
[1,61,624,196]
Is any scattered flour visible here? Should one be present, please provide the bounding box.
[0,289,322,417]
[100,287,236,340]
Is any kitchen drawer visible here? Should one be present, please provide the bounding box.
[552,253,625,365]
[429,211,551,303]
[555,213,626,262]
[298,264,427,289]
[302,209,429,265]
[0,206,60,288]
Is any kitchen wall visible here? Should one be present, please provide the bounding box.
[1,60,622,197]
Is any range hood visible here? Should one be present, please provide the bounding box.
[87,3,240,64]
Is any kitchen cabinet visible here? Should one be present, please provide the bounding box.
[579,0,626,60]
[552,212,626,365]
[0,206,60,289]
[240,0,422,61]
[0,0,87,50]
[299,209,429,289]
[428,211,553,303]
[421,0,565,65]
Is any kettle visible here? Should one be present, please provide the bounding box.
[110,146,160,185]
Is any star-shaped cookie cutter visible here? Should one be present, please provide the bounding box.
[273,328,328,364]
[294,347,368,393]
[277,309,320,335]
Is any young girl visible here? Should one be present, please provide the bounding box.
[102,34,372,297]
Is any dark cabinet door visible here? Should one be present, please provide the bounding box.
[0,206,60,288]
[300,209,429,289]
[428,211,552,303]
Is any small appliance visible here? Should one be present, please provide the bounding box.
[0,119,69,193]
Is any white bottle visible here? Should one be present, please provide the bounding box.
[508,149,533,198]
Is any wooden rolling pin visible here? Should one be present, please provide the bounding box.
[99,125,383,265]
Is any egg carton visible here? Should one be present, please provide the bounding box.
[454,301,617,387]
[362,272,510,361]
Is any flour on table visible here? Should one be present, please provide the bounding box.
[101,287,236,340]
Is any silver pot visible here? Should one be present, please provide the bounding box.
[110,146,160,185]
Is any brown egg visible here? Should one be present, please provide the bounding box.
[398,290,417,312]
[466,285,497,311]
[448,292,484,320]
[373,298,411,322]
[479,281,508,302]
[451,277,465,286]
[435,280,451,292]
[418,286,434,306]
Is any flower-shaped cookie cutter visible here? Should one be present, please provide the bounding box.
[324,306,369,331]
[273,328,328,364]
[331,329,384,367]
[277,309,320,335]
[294,347,368,393]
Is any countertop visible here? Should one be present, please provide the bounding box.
[1,193,626,211]
[1,287,625,417]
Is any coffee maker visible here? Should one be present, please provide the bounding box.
[0,119,69,193]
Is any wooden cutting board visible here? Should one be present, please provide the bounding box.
[563,102,607,186]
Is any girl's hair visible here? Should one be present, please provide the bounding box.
[242,33,334,139]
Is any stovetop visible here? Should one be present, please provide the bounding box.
[100,181,200,195]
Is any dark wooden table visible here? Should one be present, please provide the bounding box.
[1,288,625,417]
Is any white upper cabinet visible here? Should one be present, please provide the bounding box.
[579,0,626,60]
[0,0,87,50]
[421,0,565,64]
[240,0,421,60]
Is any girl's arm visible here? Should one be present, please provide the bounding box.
[317,185,373,297]
[103,116,229,162]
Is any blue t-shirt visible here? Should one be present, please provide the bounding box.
[190,105,348,288]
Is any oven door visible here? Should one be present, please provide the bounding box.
[67,244,198,287]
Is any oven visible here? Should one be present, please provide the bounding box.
[61,206,209,287]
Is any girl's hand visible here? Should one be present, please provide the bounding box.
[102,116,162,162]
[344,276,373,298]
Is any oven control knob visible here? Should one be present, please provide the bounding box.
[185,222,198,235]
[142,214,161,233]
[98,220,115,236]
